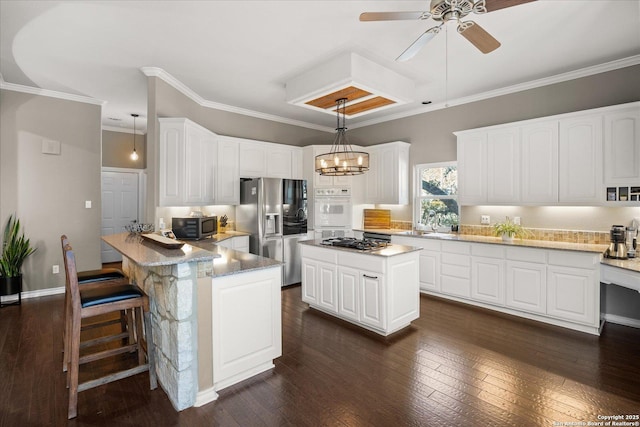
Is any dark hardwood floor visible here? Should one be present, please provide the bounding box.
[1,285,639,426]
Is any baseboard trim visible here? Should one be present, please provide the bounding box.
[0,286,65,303]
[605,314,640,329]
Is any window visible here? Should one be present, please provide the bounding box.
[415,162,458,232]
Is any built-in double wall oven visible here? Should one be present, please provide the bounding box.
[313,187,352,239]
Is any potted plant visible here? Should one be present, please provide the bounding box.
[493,217,530,242]
[0,214,37,298]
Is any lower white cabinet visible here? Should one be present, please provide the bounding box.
[547,265,596,325]
[301,243,419,336]
[389,234,602,335]
[505,260,547,315]
[216,235,249,253]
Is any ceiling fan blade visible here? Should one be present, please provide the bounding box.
[484,0,536,13]
[360,11,430,22]
[396,26,442,62]
[458,21,501,54]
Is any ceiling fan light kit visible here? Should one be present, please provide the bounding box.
[361,0,534,60]
[315,98,370,176]
[286,52,414,118]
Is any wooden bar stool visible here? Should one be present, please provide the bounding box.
[61,235,130,372]
[63,243,157,419]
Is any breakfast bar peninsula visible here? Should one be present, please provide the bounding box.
[102,233,282,411]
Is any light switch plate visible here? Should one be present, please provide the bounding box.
[42,139,61,155]
[85,200,92,209]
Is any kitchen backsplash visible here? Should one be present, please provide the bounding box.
[460,225,610,245]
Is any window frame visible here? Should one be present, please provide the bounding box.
[414,161,459,232]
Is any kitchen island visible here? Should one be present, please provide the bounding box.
[101,233,282,411]
[299,239,421,336]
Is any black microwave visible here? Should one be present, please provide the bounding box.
[172,216,217,240]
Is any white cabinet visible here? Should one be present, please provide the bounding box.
[159,118,217,207]
[521,121,559,204]
[604,106,640,185]
[558,114,603,204]
[547,265,596,325]
[505,260,546,315]
[440,242,471,299]
[239,139,302,179]
[487,127,520,204]
[216,137,240,205]
[457,132,487,205]
[364,142,410,205]
[391,235,441,293]
[239,140,266,178]
[301,243,419,336]
[216,235,249,253]
[266,145,294,178]
[471,243,505,306]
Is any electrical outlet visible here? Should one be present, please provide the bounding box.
[52,265,60,274]
[514,217,521,225]
[481,215,490,225]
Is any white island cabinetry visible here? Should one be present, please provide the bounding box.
[300,241,420,336]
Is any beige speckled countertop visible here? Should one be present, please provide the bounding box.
[300,239,421,257]
[102,232,218,266]
[601,256,640,273]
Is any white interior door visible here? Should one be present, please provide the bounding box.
[101,171,139,263]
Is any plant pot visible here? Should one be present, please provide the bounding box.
[501,233,515,243]
[0,275,22,296]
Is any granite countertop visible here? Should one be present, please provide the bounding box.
[300,239,422,257]
[188,239,282,277]
[207,231,250,244]
[357,228,608,254]
[601,256,640,273]
[102,232,219,267]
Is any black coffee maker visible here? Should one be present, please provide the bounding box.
[607,225,628,259]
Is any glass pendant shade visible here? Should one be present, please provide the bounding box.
[315,98,369,176]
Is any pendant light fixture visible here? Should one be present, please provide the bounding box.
[315,98,369,176]
[130,113,139,161]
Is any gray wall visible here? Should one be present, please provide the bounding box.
[0,89,103,292]
[102,130,147,169]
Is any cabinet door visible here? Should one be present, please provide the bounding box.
[364,148,380,201]
[547,266,596,325]
[317,261,338,313]
[216,138,240,205]
[457,132,487,205]
[159,124,185,206]
[239,141,266,178]
[301,259,318,304]
[604,108,640,185]
[471,257,504,306]
[337,266,359,321]
[487,127,520,204]
[184,126,216,205]
[559,115,603,204]
[267,146,293,178]
[419,250,440,292]
[521,121,559,204]
[506,261,546,314]
[359,270,384,329]
[232,236,250,253]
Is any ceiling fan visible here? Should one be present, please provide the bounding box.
[360,0,536,61]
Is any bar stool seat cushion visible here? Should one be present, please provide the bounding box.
[77,268,125,284]
[80,284,143,308]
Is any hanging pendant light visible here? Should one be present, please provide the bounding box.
[315,98,369,176]
[130,113,139,161]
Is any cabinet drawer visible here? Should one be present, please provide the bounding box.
[442,241,471,255]
[419,238,442,251]
[338,251,384,273]
[506,247,546,263]
[471,243,504,259]
[302,245,338,263]
[441,252,471,267]
[441,264,470,279]
[441,276,471,298]
[547,250,600,270]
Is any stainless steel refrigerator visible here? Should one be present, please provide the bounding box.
[237,178,307,286]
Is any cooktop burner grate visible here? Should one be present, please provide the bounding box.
[321,237,390,251]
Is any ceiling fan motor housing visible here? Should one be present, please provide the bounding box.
[431,0,482,22]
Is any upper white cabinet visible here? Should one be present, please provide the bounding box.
[364,141,410,205]
[558,114,603,204]
[603,106,640,186]
[216,136,240,205]
[239,139,303,179]
[456,102,640,206]
[520,120,559,204]
[457,132,487,205]
[159,118,217,207]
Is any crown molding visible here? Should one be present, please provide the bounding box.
[0,78,106,106]
[350,55,640,129]
[141,66,334,133]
